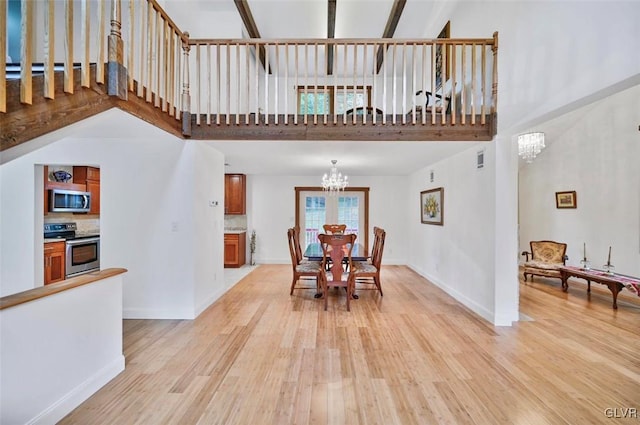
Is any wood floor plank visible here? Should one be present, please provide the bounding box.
[59,265,640,424]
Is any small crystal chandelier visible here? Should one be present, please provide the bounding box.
[321,160,348,194]
[517,132,546,163]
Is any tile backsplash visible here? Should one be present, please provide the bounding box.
[44,214,100,234]
[224,215,247,230]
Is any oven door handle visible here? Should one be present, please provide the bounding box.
[83,195,90,210]
[66,236,101,246]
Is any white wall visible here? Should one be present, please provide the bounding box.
[408,144,497,323]
[246,174,409,265]
[1,274,125,425]
[0,109,226,319]
[191,143,228,316]
[403,0,640,325]
[448,1,640,132]
[519,84,640,276]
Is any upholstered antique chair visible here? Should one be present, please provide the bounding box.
[521,240,568,283]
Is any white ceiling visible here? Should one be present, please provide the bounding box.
[207,140,481,176]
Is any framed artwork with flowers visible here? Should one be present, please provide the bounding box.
[421,187,444,225]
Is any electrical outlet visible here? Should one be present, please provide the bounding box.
[171,221,179,232]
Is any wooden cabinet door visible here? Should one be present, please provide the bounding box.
[73,166,100,215]
[87,180,100,214]
[224,235,240,267]
[224,174,246,214]
[44,242,66,284]
[224,233,246,268]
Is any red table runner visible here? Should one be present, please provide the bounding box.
[565,266,640,297]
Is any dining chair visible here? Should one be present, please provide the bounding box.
[292,226,305,262]
[318,233,356,311]
[322,224,347,234]
[287,228,323,295]
[349,227,386,297]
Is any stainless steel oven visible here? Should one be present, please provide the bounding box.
[65,236,100,277]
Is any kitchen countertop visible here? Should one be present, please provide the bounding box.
[45,238,65,243]
[224,229,247,234]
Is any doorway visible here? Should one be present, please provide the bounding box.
[295,187,369,254]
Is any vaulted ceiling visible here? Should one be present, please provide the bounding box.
[233,0,440,40]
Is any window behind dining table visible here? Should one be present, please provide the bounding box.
[296,188,368,252]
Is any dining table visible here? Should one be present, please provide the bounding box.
[303,242,368,299]
[303,242,368,262]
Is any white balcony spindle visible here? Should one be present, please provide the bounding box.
[284,43,289,125]
[207,44,211,125]
[274,43,279,125]
[226,43,231,125]
[216,43,221,125]
[264,42,268,124]
[471,43,476,125]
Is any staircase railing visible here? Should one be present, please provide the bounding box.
[1,0,498,136]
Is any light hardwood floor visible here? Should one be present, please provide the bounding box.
[60,265,640,424]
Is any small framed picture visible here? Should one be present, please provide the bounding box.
[555,191,577,209]
[421,187,444,225]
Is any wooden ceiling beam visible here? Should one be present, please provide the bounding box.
[375,0,406,74]
[234,0,271,74]
[326,0,336,75]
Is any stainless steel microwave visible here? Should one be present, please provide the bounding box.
[49,189,91,213]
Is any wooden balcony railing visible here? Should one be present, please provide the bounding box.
[1,0,498,144]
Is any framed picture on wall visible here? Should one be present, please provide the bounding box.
[555,191,577,209]
[421,187,444,225]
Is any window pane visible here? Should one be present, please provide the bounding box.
[304,196,326,247]
[299,91,331,115]
[335,92,366,114]
[338,196,359,240]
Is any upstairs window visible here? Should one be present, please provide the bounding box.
[297,86,371,114]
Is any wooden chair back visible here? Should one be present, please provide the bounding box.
[371,228,386,269]
[291,226,304,264]
[287,227,322,295]
[349,227,386,297]
[287,228,300,268]
[323,224,347,234]
[370,226,382,261]
[318,233,357,310]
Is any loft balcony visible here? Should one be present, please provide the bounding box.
[1,0,498,151]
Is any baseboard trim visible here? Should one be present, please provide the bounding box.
[407,263,496,325]
[28,355,125,425]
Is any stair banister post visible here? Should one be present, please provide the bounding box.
[107,0,127,99]
[181,32,192,137]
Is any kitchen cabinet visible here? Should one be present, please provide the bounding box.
[224,174,246,215]
[44,241,66,285]
[224,232,246,268]
[73,166,100,214]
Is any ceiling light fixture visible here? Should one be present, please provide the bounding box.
[321,160,348,194]
[517,132,546,163]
